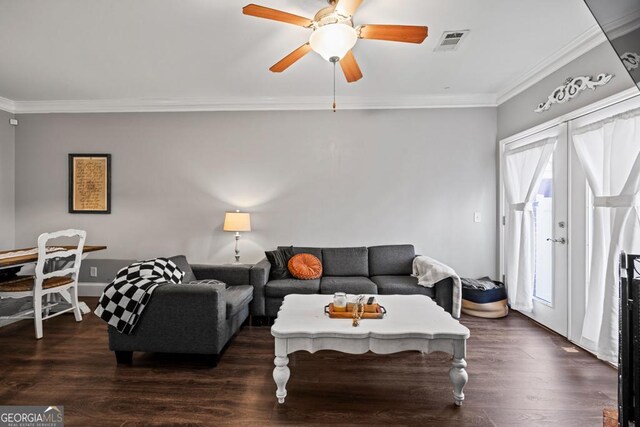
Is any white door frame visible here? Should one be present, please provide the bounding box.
[498,88,639,339]
[500,123,569,334]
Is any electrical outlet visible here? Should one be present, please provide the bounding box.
[474,212,481,223]
[90,267,98,277]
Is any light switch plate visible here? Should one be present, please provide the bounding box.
[90,267,98,277]
[474,212,481,223]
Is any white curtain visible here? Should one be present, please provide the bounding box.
[573,107,640,363]
[503,138,557,312]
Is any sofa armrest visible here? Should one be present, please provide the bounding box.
[434,277,454,317]
[191,264,251,286]
[108,282,227,354]
[249,258,271,317]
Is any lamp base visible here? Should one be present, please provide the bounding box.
[234,233,241,264]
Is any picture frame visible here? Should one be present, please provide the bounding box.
[68,153,111,214]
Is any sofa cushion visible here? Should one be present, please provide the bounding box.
[168,255,197,283]
[265,278,320,298]
[320,276,378,295]
[371,275,434,298]
[265,246,294,280]
[368,245,415,276]
[279,246,323,263]
[224,285,253,319]
[322,247,369,277]
[288,253,323,280]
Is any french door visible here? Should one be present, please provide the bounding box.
[501,124,569,335]
[501,92,640,353]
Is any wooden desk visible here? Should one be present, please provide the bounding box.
[0,245,107,315]
[0,245,107,269]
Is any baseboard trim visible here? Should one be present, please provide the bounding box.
[79,282,108,297]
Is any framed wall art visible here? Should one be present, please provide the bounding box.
[68,153,111,214]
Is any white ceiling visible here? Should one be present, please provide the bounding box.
[0,0,602,111]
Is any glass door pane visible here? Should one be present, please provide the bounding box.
[533,155,554,304]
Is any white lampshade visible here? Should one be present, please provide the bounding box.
[223,211,251,232]
[309,23,358,62]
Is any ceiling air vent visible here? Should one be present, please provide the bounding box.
[434,30,469,52]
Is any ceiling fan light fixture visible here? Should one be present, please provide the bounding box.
[309,23,357,62]
[243,2,428,85]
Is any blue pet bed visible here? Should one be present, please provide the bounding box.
[461,278,508,318]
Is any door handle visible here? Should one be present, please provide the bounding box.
[546,237,567,244]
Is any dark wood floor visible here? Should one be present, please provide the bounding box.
[0,299,616,426]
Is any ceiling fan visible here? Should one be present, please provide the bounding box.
[242,0,429,83]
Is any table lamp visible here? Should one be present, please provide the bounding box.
[223,210,251,264]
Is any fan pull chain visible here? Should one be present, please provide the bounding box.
[332,59,337,112]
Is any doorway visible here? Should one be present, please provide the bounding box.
[500,92,640,358]
[501,124,568,335]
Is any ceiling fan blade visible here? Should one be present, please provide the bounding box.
[270,43,312,73]
[359,24,428,44]
[339,50,363,83]
[334,0,364,16]
[242,4,313,27]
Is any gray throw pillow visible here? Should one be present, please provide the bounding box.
[167,255,197,283]
[265,246,294,280]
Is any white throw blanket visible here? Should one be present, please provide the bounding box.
[412,255,461,318]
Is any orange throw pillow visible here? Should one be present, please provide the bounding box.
[288,253,323,280]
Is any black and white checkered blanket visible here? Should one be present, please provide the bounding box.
[94,258,185,334]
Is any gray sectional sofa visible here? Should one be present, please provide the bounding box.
[108,256,253,366]
[250,244,454,318]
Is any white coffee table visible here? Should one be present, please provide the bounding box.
[271,294,470,406]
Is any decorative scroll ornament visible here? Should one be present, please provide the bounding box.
[621,52,640,71]
[535,73,614,113]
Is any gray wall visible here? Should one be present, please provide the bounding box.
[0,110,17,319]
[0,110,15,250]
[14,108,498,279]
[498,42,636,140]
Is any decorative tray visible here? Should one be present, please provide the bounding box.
[324,303,386,319]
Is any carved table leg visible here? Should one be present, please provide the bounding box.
[449,339,468,406]
[273,338,290,404]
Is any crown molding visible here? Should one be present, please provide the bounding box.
[9,93,497,114]
[496,25,607,105]
[603,8,640,40]
[0,96,16,114]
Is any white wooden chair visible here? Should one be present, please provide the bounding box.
[0,229,86,339]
